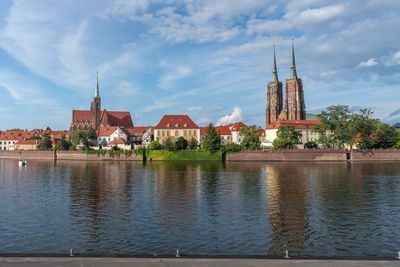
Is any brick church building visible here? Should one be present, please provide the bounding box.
[265,41,320,146]
[70,75,133,131]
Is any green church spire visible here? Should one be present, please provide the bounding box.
[95,72,100,98]
[290,39,297,79]
[272,45,279,82]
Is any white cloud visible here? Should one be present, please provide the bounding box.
[384,51,400,66]
[357,58,378,68]
[216,106,243,126]
[297,5,344,23]
[188,106,202,112]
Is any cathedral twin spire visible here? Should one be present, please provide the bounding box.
[272,39,297,81]
[95,72,100,98]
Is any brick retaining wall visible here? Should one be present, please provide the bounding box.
[351,149,400,161]
[0,151,140,161]
[226,149,347,161]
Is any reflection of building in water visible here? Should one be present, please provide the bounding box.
[265,163,310,255]
[67,161,133,244]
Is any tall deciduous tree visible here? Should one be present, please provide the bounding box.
[202,123,221,152]
[38,134,52,150]
[175,137,188,150]
[273,125,302,149]
[240,125,262,150]
[313,105,352,148]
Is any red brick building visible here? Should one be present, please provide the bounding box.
[70,75,133,131]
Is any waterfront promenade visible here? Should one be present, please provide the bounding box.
[0,257,399,266]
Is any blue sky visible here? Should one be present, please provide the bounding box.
[0,0,400,130]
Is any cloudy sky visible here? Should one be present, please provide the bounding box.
[0,0,400,130]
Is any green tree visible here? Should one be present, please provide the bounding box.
[240,125,262,150]
[38,134,52,150]
[304,141,318,149]
[313,105,353,148]
[28,135,41,140]
[273,125,302,150]
[348,108,379,149]
[163,137,176,151]
[374,122,399,149]
[175,137,188,150]
[148,140,163,150]
[188,137,199,150]
[100,139,107,147]
[55,135,73,151]
[202,123,221,152]
[223,142,242,152]
[70,130,82,147]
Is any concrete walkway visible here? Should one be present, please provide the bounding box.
[0,257,399,267]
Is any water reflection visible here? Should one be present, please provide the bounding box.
[0,159,400,256]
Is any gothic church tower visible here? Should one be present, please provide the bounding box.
[91,74,101,130]
[266,46,283,127]
[280,40,306,121]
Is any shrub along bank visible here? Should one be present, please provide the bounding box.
[147,150,222,161]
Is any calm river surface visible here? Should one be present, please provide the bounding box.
[0,159,400,257]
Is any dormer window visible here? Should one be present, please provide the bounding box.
[167,124,171,128]
[184,124,187,127]
[175,124,179,127]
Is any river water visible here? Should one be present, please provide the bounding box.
[0,159,399,257]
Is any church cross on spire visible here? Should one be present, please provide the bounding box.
[272,44,279,82]
[95,72,100,98]
[290,38,297,79]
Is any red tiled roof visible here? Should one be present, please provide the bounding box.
[123,126,151,137]
[266,119,321,130]
[16,139,41,145]
[0,130,33,140]
[100,110,133,127]
[154,115,199,129]
[72,110,93,121]
[109,138,128,145]
[97,126,119,136]
[200,126,231,136]
[225,122,247,132]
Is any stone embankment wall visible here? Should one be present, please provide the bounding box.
[0,151,140,161]
[351,149,400,161]
[0,150,54,160]
[226,149,347,161]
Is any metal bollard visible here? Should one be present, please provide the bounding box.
[176,249,181,257]
[284,249,290,259]
[396,251,400,260]
[69,248,74,257]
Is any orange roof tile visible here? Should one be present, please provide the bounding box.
[97,126,119,136]
[200,126,231,136]
[16,140,41,145]
[100,110,133,127]
[109,138,128,145]
[72,110,93,121]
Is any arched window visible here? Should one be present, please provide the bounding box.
[189,130,192,136]
[175,130,179,136]
[184,130,187,136]
[167,130,169,137]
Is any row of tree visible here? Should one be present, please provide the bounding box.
[147,123,263,152]
[272,105,400,149]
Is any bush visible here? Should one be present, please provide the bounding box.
[273,139,294,150]
[188,137,199,150]
[223,143,242,152]
[148,140,163,150]
[304,141,318,149]
[164,137,176,151]
[175,137,188,150]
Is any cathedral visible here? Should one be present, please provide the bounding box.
[266,41,306,127]
[70,75,133,131]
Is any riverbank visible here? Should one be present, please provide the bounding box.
[2,149,400,161]
[0,257,398,267]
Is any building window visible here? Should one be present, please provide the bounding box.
[175,124,179,127]
[189,130,191,136]
[158,130,160,136]
[167,130,169,137]
[184,130,187,136]
[162,131,165,136]
[194,131,197,136]
[175,130,179,136]
[0,141,2,144]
